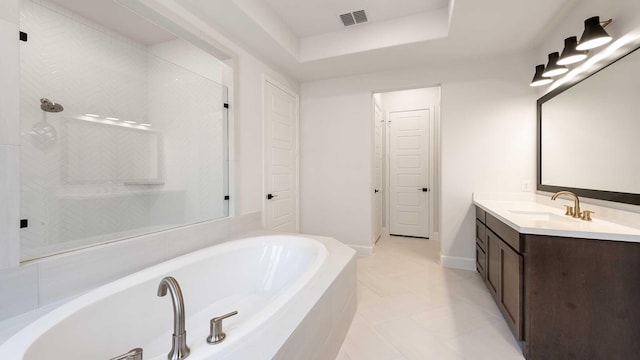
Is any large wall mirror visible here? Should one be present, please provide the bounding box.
[19,0,229,261]
[538,43,640,205]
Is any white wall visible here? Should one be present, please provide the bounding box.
[301,54,537,264]
[300,85,374,254]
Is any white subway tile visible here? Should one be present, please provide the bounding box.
[38,232,167,305]
[226,212,263,238]
[166,218,232,258]
[0,264,39,321]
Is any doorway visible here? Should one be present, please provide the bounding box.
[372,87,440,241]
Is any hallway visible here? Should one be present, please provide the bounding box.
[337,235,525,360]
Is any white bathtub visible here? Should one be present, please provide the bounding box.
[0,235,357,359]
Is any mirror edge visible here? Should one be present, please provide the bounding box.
[536,41,640,206]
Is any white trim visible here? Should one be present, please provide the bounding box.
[262,75,300,232]
[349,244,373,256]
[440,255,476,271]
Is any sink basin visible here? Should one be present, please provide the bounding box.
[508,210,574,222]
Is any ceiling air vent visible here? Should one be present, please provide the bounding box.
[339,10,368,27]
[352,10,368,24]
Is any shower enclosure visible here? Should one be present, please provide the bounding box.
[19,0,229,261]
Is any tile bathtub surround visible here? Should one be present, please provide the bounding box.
[337,235,525,360]
[0,212,262,322]
[0,264,39,320]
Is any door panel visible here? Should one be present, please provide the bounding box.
[389,109,430,237]
[487,230,501,299]
[264,81,297,232]
[501,241,523,339]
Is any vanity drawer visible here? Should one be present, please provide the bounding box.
[476,244,487,279]
[476,207,487,224]
[487,213,522,252]
[476,219,487,251]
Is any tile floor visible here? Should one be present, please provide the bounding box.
[336,235,525,360]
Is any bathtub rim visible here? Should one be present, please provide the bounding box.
[0,234,349,360]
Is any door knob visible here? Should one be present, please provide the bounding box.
[418,188,430,192]
[266,193,278,200]
[374,189,379,193]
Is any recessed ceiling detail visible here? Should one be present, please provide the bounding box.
[340,10,368,27]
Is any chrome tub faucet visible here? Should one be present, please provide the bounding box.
[158,276,190,360]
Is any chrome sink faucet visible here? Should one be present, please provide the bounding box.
[157,276,190,360]
[551,191,581,218]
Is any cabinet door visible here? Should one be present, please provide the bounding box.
[476,219,487,251]
[476,244,487,279]
[500,241,523,340]
[486,230,501,300]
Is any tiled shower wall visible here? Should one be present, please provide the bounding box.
[0,0,261,322]
[19,0,227,260]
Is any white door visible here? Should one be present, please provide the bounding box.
[264,80,298,232]
[373,102,384,243]
[389,109,430,238]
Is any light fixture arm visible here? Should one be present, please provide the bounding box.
[600,19,613,28]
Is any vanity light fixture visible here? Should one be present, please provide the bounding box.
[542,52,568,77]
[557,36,588,65]
[576,16,613,51]
[530,65,553,87]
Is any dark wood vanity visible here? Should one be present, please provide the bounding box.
[475,206,640,359]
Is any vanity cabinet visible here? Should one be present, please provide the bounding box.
[475,206,640,360]
[475,208,523,340]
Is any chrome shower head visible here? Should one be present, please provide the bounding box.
[40,98,64,112]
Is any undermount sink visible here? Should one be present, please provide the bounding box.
[508,210,574,222]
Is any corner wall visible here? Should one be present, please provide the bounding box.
[300,54,537,264]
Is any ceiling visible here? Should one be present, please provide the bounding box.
[49,0,175,45]
[168,0,578,81]
[264,0,449,37]
[52,0,580,81]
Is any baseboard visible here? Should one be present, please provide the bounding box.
[440,255,476,271]
[349,244,373,256]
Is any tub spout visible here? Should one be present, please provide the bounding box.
[157,276,190,360]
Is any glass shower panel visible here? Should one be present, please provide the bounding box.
[19,0,229,261]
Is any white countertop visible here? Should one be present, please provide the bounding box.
[473,193,640,243]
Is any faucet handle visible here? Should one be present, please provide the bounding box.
[109,348,143,360]
[207,311,238,345]
[581,210,595,221]
[563,205,574,216]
